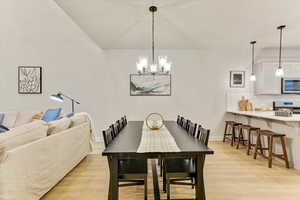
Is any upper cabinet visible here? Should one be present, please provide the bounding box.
[254,62,281,95]
[254,61,300,95]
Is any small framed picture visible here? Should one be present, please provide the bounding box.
[18,66,42,94]
[230,71,245,88]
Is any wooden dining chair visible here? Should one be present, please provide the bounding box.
[111,122,120,138]
[185,120,191,131]
[102,127,148,200]
[181,118,188,129]
[188,122,197,137]
[117,119,124,131]
[177,115,182,125]
[163,127,210,200]
[122,116,127,126]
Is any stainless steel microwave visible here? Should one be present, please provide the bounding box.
[282,78,300,94]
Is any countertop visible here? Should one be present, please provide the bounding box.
[227,110,300,122]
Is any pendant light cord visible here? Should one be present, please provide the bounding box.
[278,25,286,68]
[252,43,254,72]
[279,28,282,68]
[250,41,256,74]
[152,10,155,64]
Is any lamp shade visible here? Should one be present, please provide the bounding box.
[50,93,64,102]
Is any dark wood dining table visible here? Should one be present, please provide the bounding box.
[102,121,214,200]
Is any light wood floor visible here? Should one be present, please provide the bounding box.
[42,142,300,200]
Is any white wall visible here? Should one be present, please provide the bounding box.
[0,0,108,136]
[105,49,250,140]
[0,0,253,140]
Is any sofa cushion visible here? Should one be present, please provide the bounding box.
[70,113,89,127]
[47,118,72,136]
[2,111,18,128]
[41,108,62,122]
[0,120,48,152]
[14,111,40,127]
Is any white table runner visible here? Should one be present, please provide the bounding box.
[137,122,180,153]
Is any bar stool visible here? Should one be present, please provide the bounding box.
[236,125,260,155]
[253,130,289,168]
[223,121,242,146]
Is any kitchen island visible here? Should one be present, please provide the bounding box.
[227,110,300,170]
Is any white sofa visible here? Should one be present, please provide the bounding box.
[0,113,94,200]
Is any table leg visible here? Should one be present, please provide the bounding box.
[108,157,118,200]
[196,155,206,200]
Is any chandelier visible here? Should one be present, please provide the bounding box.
[136,6,172,75]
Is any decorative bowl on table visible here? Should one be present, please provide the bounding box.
[146,113,164,130]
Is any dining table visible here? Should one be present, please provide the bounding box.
[102,121,214,200]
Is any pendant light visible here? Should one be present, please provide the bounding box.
[275,25,286,77]
[250,41,257,81]
[136,6,172,75]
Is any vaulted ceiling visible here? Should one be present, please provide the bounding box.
[54,0,300,49]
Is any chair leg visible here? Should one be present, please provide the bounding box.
[167,177,171,200]
[163,164,166,193]
[144,176,147,200]
[280,136,290,168]
[268,136,273,168]
[223,123,228,142]
[254,133,261,159]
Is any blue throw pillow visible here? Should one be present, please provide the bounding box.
[65,112,74,118]
[0,125,9,133]
[41,108,62,122]
[0,113,4,125]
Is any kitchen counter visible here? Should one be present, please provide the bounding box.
[227,110,300,122]
[226,110,300,170]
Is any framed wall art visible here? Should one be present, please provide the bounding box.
[130,74,171,96]
[18,66,42,94]
[230,71,245,88]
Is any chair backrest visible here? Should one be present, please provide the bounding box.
[188,122,197,137]
[181,118,187,129]
[197,126,210,145]
[117,119,124,130]
[123,115,127,126]
[186,120,191,131]
[111,122,120,138]
[102,127,114,148]
[177,115,181,125]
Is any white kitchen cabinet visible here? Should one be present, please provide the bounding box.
[254,62,281,95]
[284,62,300,77]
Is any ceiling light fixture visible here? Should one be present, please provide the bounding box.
[275,25,286,77]
[136,6,172,75]
[250,41,257,82]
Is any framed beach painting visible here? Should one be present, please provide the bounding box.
[18,66,42,94]
[130,74,171,96]
[230,71,245,88]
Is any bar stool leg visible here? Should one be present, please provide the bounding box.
[247,130,251,155]
[231,125,236,146]
[223,123,228,142]
[280,136,290,168]
[268,136,273,168]
[236,127,242,149]
[254,133,261,159]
